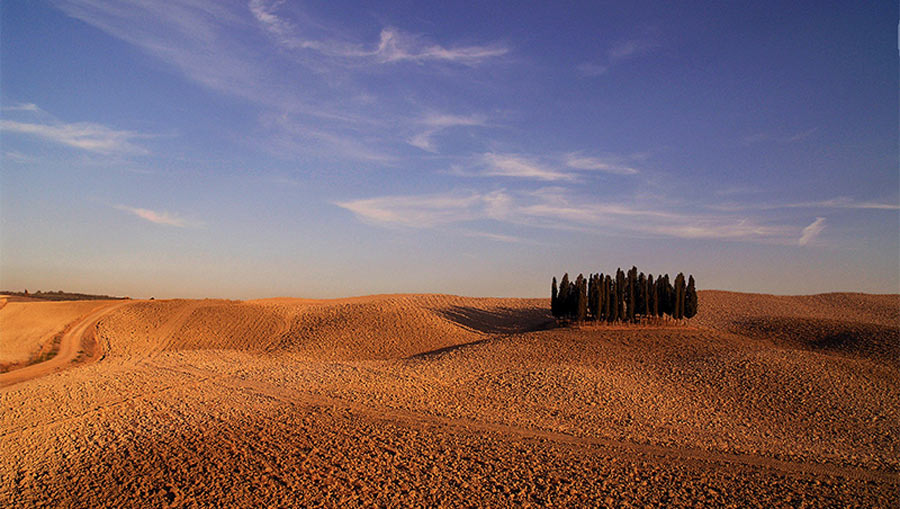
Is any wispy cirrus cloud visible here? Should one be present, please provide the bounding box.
[457,229,528,244]
[785,197,899,210]
[335,192,489,228]
[741,127,818,146]
[3,151,36,163]
[408,114,487,152]
[422,114,488,128]
[56,0,349,123]
[714,185,761,197]
[56,0,507,166]
[1,119,149,155]
[368,28,508,64]
[115,205,195,228]
[248,0,307,49]
[450,152,644,181]
[408,132,439,152]
[250,0,508,65]
[712,196,900,212]
[579,35,658,77]
[798,217,826,246]
[258,112,395,163]
[608,38,658,62]
[576,62,608,77]
[1,103,42,113]
[479,153,574,181]
[564,153,639,175]
[337,187,797,243]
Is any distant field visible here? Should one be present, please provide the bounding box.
[0,290,129,302]
[1,291,897,506]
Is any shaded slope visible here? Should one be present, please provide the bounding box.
[695,291,899,363]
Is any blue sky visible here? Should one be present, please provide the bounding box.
[1,1,897,298]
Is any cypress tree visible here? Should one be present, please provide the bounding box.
[558,273,570,319]
[615,268,626,322]
[685,275,698,319]
[624,267,631,322]
[667,275,676,318]
[674,272,686,321]
[626,266,637,323]
[597,273,605,321]
[574,274,583,316]
[575,274,587,322]
[606,275,615,323]
[551,276,559,318]
[669,276,676,318]
[587,274,597,320]
[659,274,672,319]
[647,274,657,318]
[590,276,595,317]
[637,272,647,317]
[568,281,577,318]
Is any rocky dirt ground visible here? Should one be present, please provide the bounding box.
[1,291,898,507]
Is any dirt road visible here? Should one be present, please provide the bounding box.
[0,301,131,389]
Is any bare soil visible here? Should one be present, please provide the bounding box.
[1,291,897,506]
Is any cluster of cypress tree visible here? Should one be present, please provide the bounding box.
[550,267,697,323]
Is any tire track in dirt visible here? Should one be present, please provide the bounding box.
[0,301,132,390]
[144,300,204,357]
[144,362,900,485]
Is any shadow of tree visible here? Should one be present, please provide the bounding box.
[729,317,899,363]
[434,305,554,334]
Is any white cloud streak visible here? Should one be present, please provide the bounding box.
[1,103,42,112]
[608,38,657,62]
[368,28,508,64]
[115,205,192,227]
[742,128,818,146]
[3,151,36,163]
[249,0,509,65]
[337,188,794,243]
[579,36,657,77]
[335,192,488,228]
[450,152,642,181]
[564,153,639,175]
[798,217,826,246]
[408,114,487,152]
[458,229,527,244]
[481,153,574,181]
[422,114,487,128]
[408,132,437,152]
[712,197,900,212]
[250,1,508,65]
[1,120,148,155]
[787,198,900,210]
